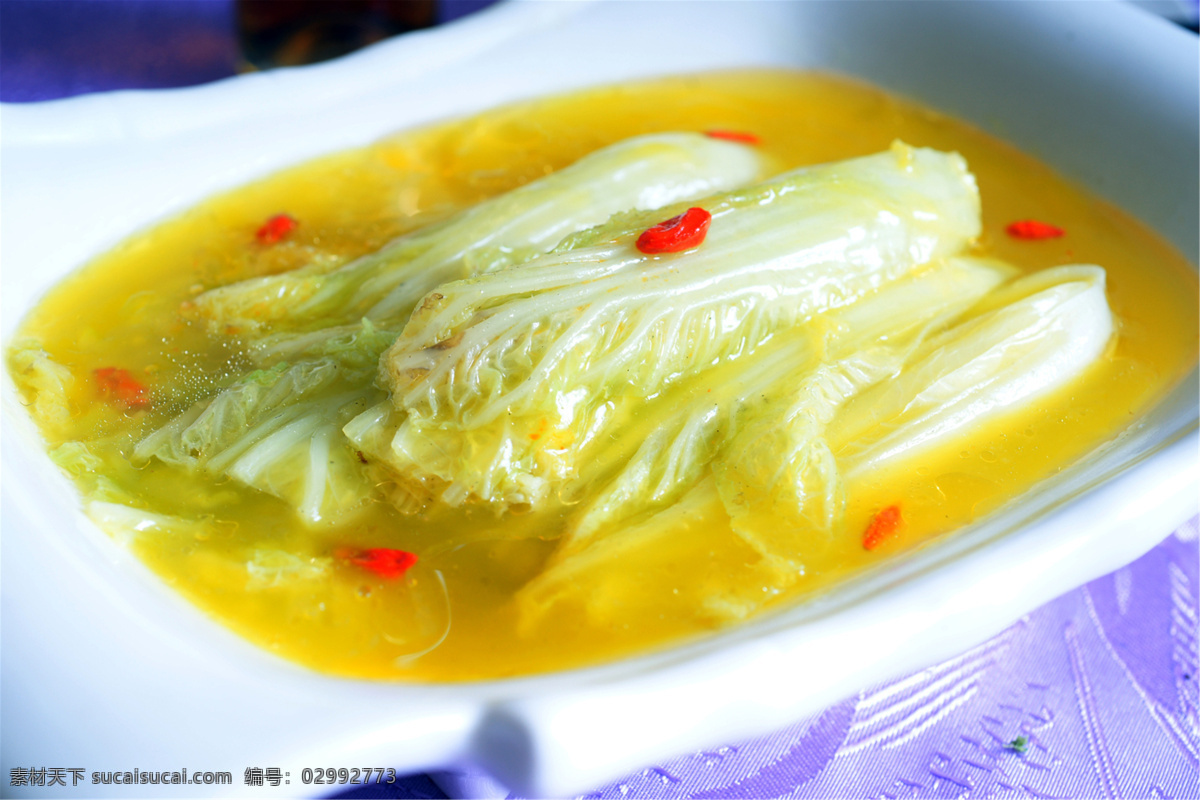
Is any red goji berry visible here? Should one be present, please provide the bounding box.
[94,367,150,409]
[863,505,903,551]
[337,547,418,580]
[1005,219,1065,240]
[636,207,712,254]
[256,213,297,244]
[705,129,761,145]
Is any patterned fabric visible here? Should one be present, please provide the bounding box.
[431,520,1200,799]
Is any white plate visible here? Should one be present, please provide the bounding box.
[2,2,1196,797]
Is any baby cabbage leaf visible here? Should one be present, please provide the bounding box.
[8,338,75,436]
[387,142,980,424]
[193,132,763,335]
[569,256,1013,557]
[135,356,385,526]
[523,264,1113,617]
[366,143,981,511]
[716,264,1113,577]
[833,265,1114,480]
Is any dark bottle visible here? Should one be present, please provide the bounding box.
[237,0,437,70]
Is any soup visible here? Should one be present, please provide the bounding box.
[8,70,1197,680]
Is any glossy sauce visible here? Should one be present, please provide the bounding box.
[11,71,1198,680]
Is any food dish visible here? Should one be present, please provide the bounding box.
[4,3,1195,796]
[7,79,1193,683]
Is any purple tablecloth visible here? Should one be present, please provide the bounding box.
[3,3,1196,798]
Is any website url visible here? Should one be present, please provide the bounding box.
[91,769,232,786]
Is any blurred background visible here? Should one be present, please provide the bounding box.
[0,0,501,102]
[2,0,1196,103]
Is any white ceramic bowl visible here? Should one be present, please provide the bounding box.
[2,2,1196,797]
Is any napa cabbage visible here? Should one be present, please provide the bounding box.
[192,133,763,335]
[566,256,1013,555]
[140,132,764,525]
[521,264,1115,618]
[709,264,1112,577]
[364,143,981,511]
[244,320,402,367]
[833,265,1114,480]
[245,548,332,590]
[50,441,134,505]
[9,338,75,435]
[137,140,1113,610]
[84,502,213,546]
[134,356,384,526]
[518,477,738,627]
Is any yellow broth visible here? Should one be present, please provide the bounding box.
[10,70,1198,680]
